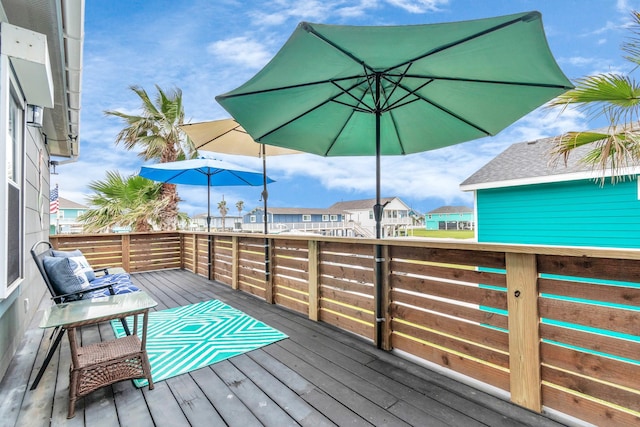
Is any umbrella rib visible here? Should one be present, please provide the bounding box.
[393,74,573,90]
[381,12,540,74]
[379,75,434,113]
[324,83,371,156]
[153,169,191,184]
[331,77,376,113]
[208,168,262,186]
[194,126,241,150]
[378,63,416,111]
[255,79,367,141]
[218,75,366,99]
[387,109,407,155]
[301,22,373,74]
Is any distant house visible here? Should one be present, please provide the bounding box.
[330,197,414,238]
[244,207,347,235]
[460,132,640,248]
[425,206,474,230]
[190,213,242,232]
[50,197,88,235]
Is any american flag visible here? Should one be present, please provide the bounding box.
[49,185,59,214]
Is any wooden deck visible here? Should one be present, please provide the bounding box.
[1,270,567,427]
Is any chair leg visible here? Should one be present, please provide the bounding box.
[120,317,131,336]
[30,326,66,390]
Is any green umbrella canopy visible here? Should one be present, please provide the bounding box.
[216,11,573,157]
[216,12,573,348]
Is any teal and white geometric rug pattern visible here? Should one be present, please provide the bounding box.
[111,299,288,387]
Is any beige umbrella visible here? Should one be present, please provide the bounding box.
[181,119,299,157]
[181,119,300,234]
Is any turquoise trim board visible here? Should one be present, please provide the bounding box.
[111,300,288,387]
[477,268,640,365]
[476,179,640,248]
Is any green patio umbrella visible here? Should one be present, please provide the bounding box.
[216,11,573,346]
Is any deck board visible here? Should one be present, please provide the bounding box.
[0,269,568,427]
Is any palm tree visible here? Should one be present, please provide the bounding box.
[79,171,169,233]
[218,199,228,231]
[235,200,244,229]
[549,10,640,181]
[105,85,196,230]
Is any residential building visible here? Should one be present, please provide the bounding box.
[241,198,417,237]
[190,213,243,232]
[244,207,347,235]
[425,205,474,230]
[50,197,88,234]
[0,0,83,378]
[460,130,640,248]
[330,197,415,237]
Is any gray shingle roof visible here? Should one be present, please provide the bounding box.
[329,197,396,211]
[460,132,602,189]
[59,197,88,209]
[428,205,473,214]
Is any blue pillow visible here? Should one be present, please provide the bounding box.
[43,256,91,298]
[51,249,95,281]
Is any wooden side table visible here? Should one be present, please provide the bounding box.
[40,291,157,418]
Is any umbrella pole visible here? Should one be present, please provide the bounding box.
[207,174,212,280]
[261,144,271,289]
[374,73,384,349]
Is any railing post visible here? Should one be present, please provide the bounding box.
[380,245,392,350]
[192,233,198,274]
[265,238,274,304]
[506,252,541,412]
[308,239,319,321]
[122,234,130,271]
[179,233,185,270]
[231,236,239,290]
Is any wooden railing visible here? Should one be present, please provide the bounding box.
[50,232,640,426]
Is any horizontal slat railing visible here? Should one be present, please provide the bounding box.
[49,232,640,425]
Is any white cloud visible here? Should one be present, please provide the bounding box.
[207,37,274,69]
[564,56,596,67]
[248,0,333,26]
[384,0,449,14]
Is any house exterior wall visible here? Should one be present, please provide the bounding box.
[476,178,640,248]
[425,212,474,230]
[50,207,86,234]
[0,104,49,378]
[0,0,79,381]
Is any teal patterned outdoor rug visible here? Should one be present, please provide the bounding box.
[111,299,288,387]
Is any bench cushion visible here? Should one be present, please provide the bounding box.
[51,249,96,281]
[43,256,91,297]
[85,273,140,298]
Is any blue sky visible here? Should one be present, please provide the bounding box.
[53,0,640,217]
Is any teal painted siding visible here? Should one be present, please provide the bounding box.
[477,178,640,248]
[425,212,473,230]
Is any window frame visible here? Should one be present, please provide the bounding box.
[1,60,26,297]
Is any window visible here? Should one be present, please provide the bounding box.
[6,87,24,292]
[302,214,311,222]
[322,214,329,221]
[330,214,338,221]
[250,215,256,223]
[369,210,374,219]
